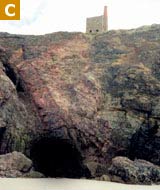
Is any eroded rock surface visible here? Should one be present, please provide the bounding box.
[0,151,43,177]
[108,156,160,184]
[0,25,159,179]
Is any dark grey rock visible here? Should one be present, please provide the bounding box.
[109,156,160,184]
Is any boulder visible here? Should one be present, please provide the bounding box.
[0,151,32,172]
[0,151,43,177]
[96,175,111,182]
[108,156,160,184]
[23,170,44,178]
[85,161,108,177]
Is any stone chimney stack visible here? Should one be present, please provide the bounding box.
[103,6,108,31]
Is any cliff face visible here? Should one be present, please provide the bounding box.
[0,25,159,178]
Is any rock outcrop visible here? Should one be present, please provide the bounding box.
[108,156,160,184]
[0,25,159,179]
[0,151,43,177]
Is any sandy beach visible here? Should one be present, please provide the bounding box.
[0,178,159,190]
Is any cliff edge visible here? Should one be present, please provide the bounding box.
[0,25,159,182]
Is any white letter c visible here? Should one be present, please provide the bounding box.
[5,4,15,17]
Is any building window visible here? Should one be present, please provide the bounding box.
[96,29,99,32]
[89,30,92,33]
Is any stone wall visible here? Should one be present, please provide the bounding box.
[86,16,104,33]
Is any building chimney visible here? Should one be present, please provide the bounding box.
[103,6,108,31]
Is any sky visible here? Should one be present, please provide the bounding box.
[0,0,160,34]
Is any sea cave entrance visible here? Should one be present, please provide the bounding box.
[30,137,90,178]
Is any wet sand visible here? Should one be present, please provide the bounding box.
[0,178,159,190]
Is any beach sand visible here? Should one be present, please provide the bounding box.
[0,178,159,190]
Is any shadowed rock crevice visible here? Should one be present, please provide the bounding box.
[3,62,25,93]
[129,119,160,165]
[0,127,6,150]
[30,137,91,178]
[0,48,24,93]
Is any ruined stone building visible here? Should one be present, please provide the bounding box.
[86,6,108,33]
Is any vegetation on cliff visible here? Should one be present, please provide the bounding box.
[0,25,159,183]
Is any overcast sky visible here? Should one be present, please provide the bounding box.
[0,0,159,34]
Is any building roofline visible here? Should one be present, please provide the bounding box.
[86,15,103,20]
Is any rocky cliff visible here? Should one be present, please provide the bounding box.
[0,25,159,182]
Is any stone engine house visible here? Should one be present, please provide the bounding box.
[86,6,108,33]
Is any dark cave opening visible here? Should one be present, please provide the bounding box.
[0,127,6,152]
[30,137,90,178]
[128,120,160,165]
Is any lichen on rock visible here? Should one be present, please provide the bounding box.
[108,156,160,184]
[0,151,43,177]
[0,25,159,181]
